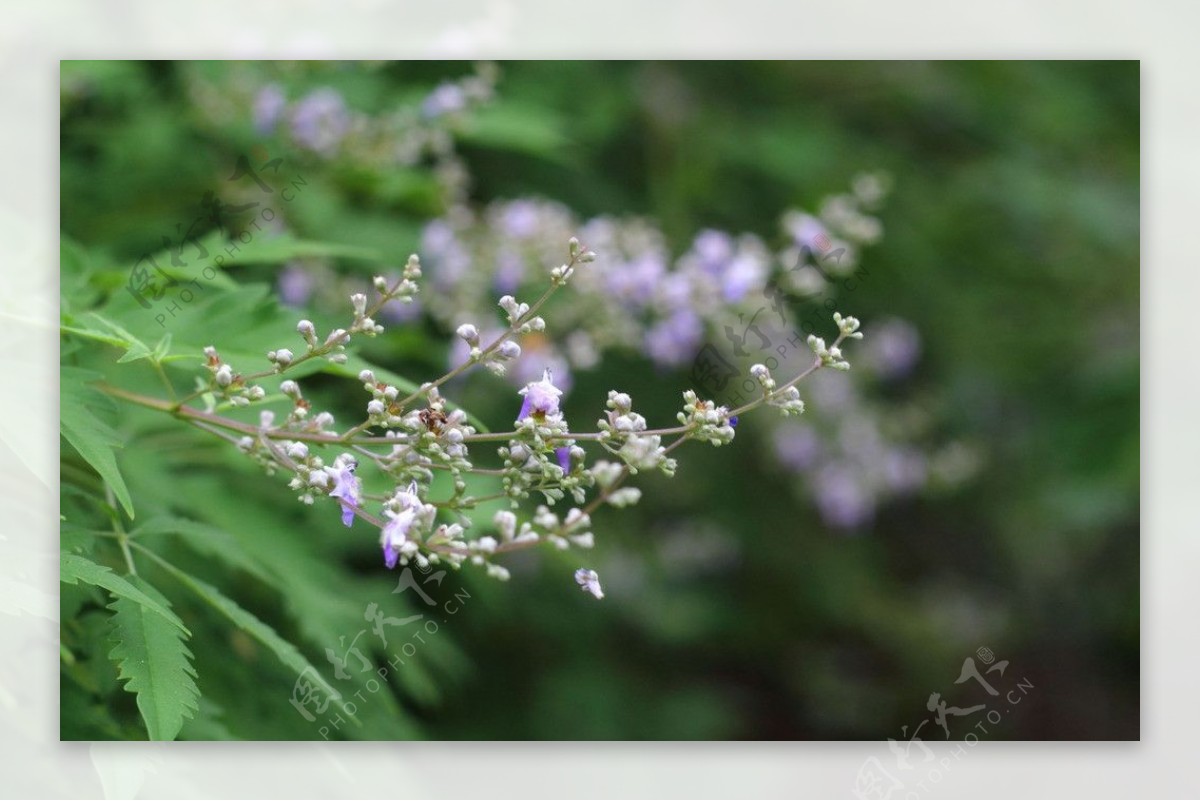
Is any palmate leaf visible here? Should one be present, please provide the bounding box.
[60,552,186,633]
[107,578,200,741]
[133,516,279,590]
[60,368,135,518]
[60,311,153,363]
[143,550,343,707]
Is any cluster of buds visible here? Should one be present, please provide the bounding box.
[202,346,265,406]
[595,391,676,475]
[808,334,852,371]
[833,311,864,339]
[281,440,332,506]
[357,369,404,426]
[750,363,806,416]
[456,323,522,377]
[677,390,737,446]
[377,254,423,304]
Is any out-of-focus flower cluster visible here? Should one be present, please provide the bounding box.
[185,62,498,206]
[270,173,977,532]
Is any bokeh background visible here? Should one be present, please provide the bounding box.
[59,61,1138,740]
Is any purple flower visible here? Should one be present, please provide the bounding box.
[498,200,541,239]
[865,318,921,380]
[253,84,287,135]
[813,463,874,530]
[379,297,422,323]
[422,82,467,118]
[290,88,349,156]
[786,213,831,254]
[721,253,767,302]
[691,229,734,275]
[278,264,314,307]
[380,481,422,569]
[421,220,470,290]
[493,248,526,295]
[555,446,572,473]
[608,253,666,306]
[883,448,928,494]
[775,425,821,472]
[645,309,704,367]
[517,369,563,420]
[327,458,360,527]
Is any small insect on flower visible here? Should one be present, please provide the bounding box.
[419,407,448,434]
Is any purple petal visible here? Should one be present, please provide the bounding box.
[340,502,355,527]
[556,446,571,473]
[383,542,398,569]
[517,396,532,421]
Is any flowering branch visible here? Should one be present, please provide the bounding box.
[98,238,864,598]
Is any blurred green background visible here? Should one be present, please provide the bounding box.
[59,61,1138,740]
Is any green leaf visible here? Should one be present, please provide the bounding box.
[133,516,279,590]
[145,550,343,707]
[219,232,381,267]
[60,312,153,363]
[60,367,135,518]
[107,578,200,741]
[460,103,573,161]
[60,552,187,633]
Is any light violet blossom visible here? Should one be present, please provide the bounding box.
[517,369,571,472]
[517,369,563,420]
[327,457,360,527]
[381,481,422,569]
[253,84,287,135]
[575,568,604,600]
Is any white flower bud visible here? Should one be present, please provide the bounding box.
[358,369,375,384]
[280,380,300,398]
[367,400,385,416]
[274,348,294,366]
[456,323,479,343]
[493,510,517,540]
[498,341,521,360]
[297,319,316,338]
[287,441,309,460]
[215,364,233,387]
